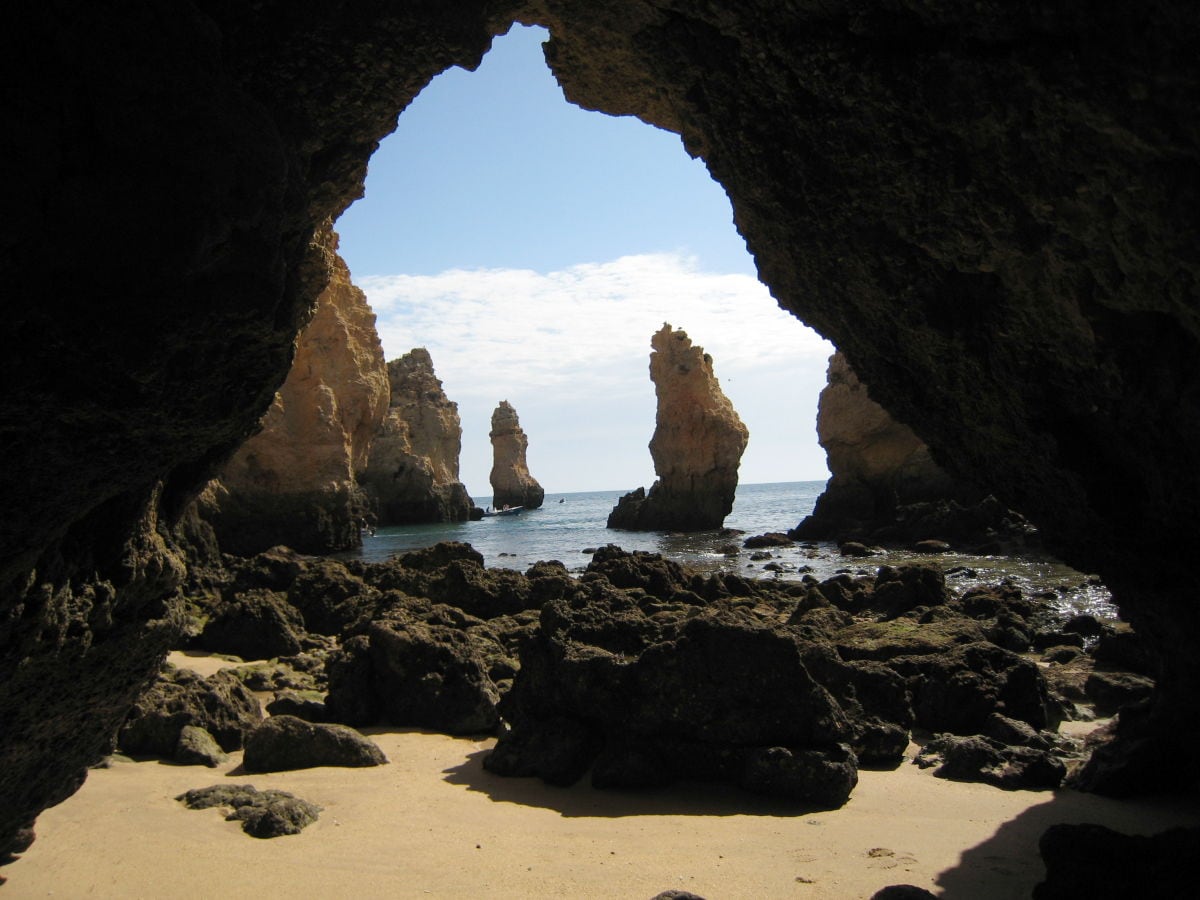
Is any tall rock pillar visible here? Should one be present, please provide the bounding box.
[359,348,475,524]
[608,324,748,531]
[489,401,544,509]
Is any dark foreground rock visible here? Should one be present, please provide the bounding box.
[325,620,500,734]
[914,733,1066,790]
[1034,822,1200,899]
[485,548,914,807]
[176,784,322,838]
[242,715,387,772]
[117,666,262,757]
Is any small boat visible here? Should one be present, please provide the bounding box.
[482,505,523,517]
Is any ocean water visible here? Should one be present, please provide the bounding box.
[344,480,1116,621]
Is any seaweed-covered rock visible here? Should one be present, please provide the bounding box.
[266,690,329,723]
[485,549,913,804]
[242,715,387,772]
[117,667,262,756]
[176,784,322,838]
[325,620,499,734]
[889,642,1056,734]
[174,725,228,768]
[195,588,306,660]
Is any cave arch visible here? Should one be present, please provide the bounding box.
[3,0,1199,863]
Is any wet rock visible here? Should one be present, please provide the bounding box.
[743,532,794,549]
[176,784,321,838]
[242,715,387,772]
[174,725,228,768]
[118,666,262,756]
[839,541,874,557]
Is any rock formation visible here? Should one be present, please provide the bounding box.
[489,401,544,509]
[608,324,748,531]
[5,1,1200,877]
[359,348,475,524]
[792,353,1034,549]
[207,233,389,555]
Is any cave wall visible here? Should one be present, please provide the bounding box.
[2,0,1199,862]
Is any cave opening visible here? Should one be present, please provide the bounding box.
[334,24,834,499]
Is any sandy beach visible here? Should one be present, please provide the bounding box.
[5,655,1198,899]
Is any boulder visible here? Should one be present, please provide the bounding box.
[324,620,499,734]
[242,715,387,772]
[914,733,1065,790]
[117,667,262,756]
[607,325,748,531]
[176,784,322,838]
[194,588,306,660]
[174,725,228,768]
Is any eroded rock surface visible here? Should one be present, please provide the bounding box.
[5,0,1200,872]
[359,348,475,524]
[489,400,544,509]
[793,354,1035,550]
[608,324,748,531]
[207,233,389,555]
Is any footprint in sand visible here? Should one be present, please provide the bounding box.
[866,848,919,870]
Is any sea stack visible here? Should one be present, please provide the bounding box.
[206,233,389,555]
[791,352,1030,548]
[608,324,748,531]
[359,348,476,524]
[489,401,544,509]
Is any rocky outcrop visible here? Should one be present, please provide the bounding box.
[359,348,475,524]
[489,401,544,509]
[6,0,1200,874]
[608,324,748,531]
[793,353,1034,549]
[208,233,389,556]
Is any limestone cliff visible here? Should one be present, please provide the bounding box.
[359,348,475,524]
[489,401,544,509]
[608,324,748,531]
[792,353,1034,549]
[209,232,389,555]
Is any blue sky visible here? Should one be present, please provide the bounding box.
[336,24,833,497]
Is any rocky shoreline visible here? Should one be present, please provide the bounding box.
[56,537,1170,895]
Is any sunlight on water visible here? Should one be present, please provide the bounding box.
[341,481,1116,621]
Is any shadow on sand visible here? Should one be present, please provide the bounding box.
[934,785,1200,897]
[440,744,834,819]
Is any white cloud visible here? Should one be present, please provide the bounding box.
[358,253,834,493]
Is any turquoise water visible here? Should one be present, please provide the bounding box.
[343,480,1116,620]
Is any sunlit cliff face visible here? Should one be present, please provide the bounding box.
[3,0,1198,861]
